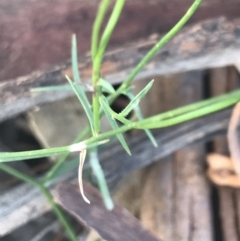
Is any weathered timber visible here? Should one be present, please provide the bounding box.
[0,107,237,236]
[209,67,240,241]
[55,182,160,241]
[1,17,240,121]
[138,72,212,240]
[1,0,240,81]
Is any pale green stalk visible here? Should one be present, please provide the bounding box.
[2,90,240,163]
[91,0,111,60]
[110,0,203,101]
[92,0,126,135]
[42,127,89,184]
[89,148,114,210]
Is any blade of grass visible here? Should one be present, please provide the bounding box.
[126,92,158,147]
[72,35,81,83]
[121,80,154,117]
[31,85,73,92]
[0,140,107,162]
[91,0,126,135]
[95,0,126,71]
[89,148,114,210]
[136,95,240,129]
[66,75,95,134]
[91,0,111,60]
[71,34,95,135]
[98,78,116,94]
[99,95,131,125]
[99,97,131,155]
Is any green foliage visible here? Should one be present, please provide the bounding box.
[0,0,207,240]
[121,80,154,117]
[126,92,158,147]
[98,78,116,94]
[99,96,131,155]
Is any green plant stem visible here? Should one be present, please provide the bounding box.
[0,163,78,241]
[92,0,126,135]
[97,0,126,68]
[89,148,114,210]
[0,145,72,162]
[110,0,203,101]
[42,127,90,184]
[91,0,110,61]
[91,0,111,135]
[82,0,203,143]
[1,90,240,163]
[92,91,101,135]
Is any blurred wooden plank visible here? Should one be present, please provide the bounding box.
[139,72,212,240]
[1,18,240,121]
[209,67,240,241]
[55,182,160,241]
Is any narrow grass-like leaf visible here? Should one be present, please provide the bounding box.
[32,83,93,93]
[98,78,116,94]
[136,95,240,129]
[89,148,114,210]
[99,96,131,125]
[31,85,72,92]
[121,80,154,117]
[127,92,158,147]
[96,0,126,66]
[70,35,95,134]
[72,34,81,83]
[91,0,111,60]
[0,139,106,163]
[99,97,131,155]
[66,75,94,134]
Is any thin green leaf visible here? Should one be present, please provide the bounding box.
[127,92,157,147]
[31,85,72,92]
[0,139,107,163]
[98,78,116,94]
[96,0,126,67]
[89,148,114,210]
[70,35,95,133]
[66,75,95,134]
[31,83,93,93]
[136,95,240,129]
[99,96,131,125]
[99,97,131,155]
[121,80,154,117]
[72,34,81,83]
[91,0,111,60]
